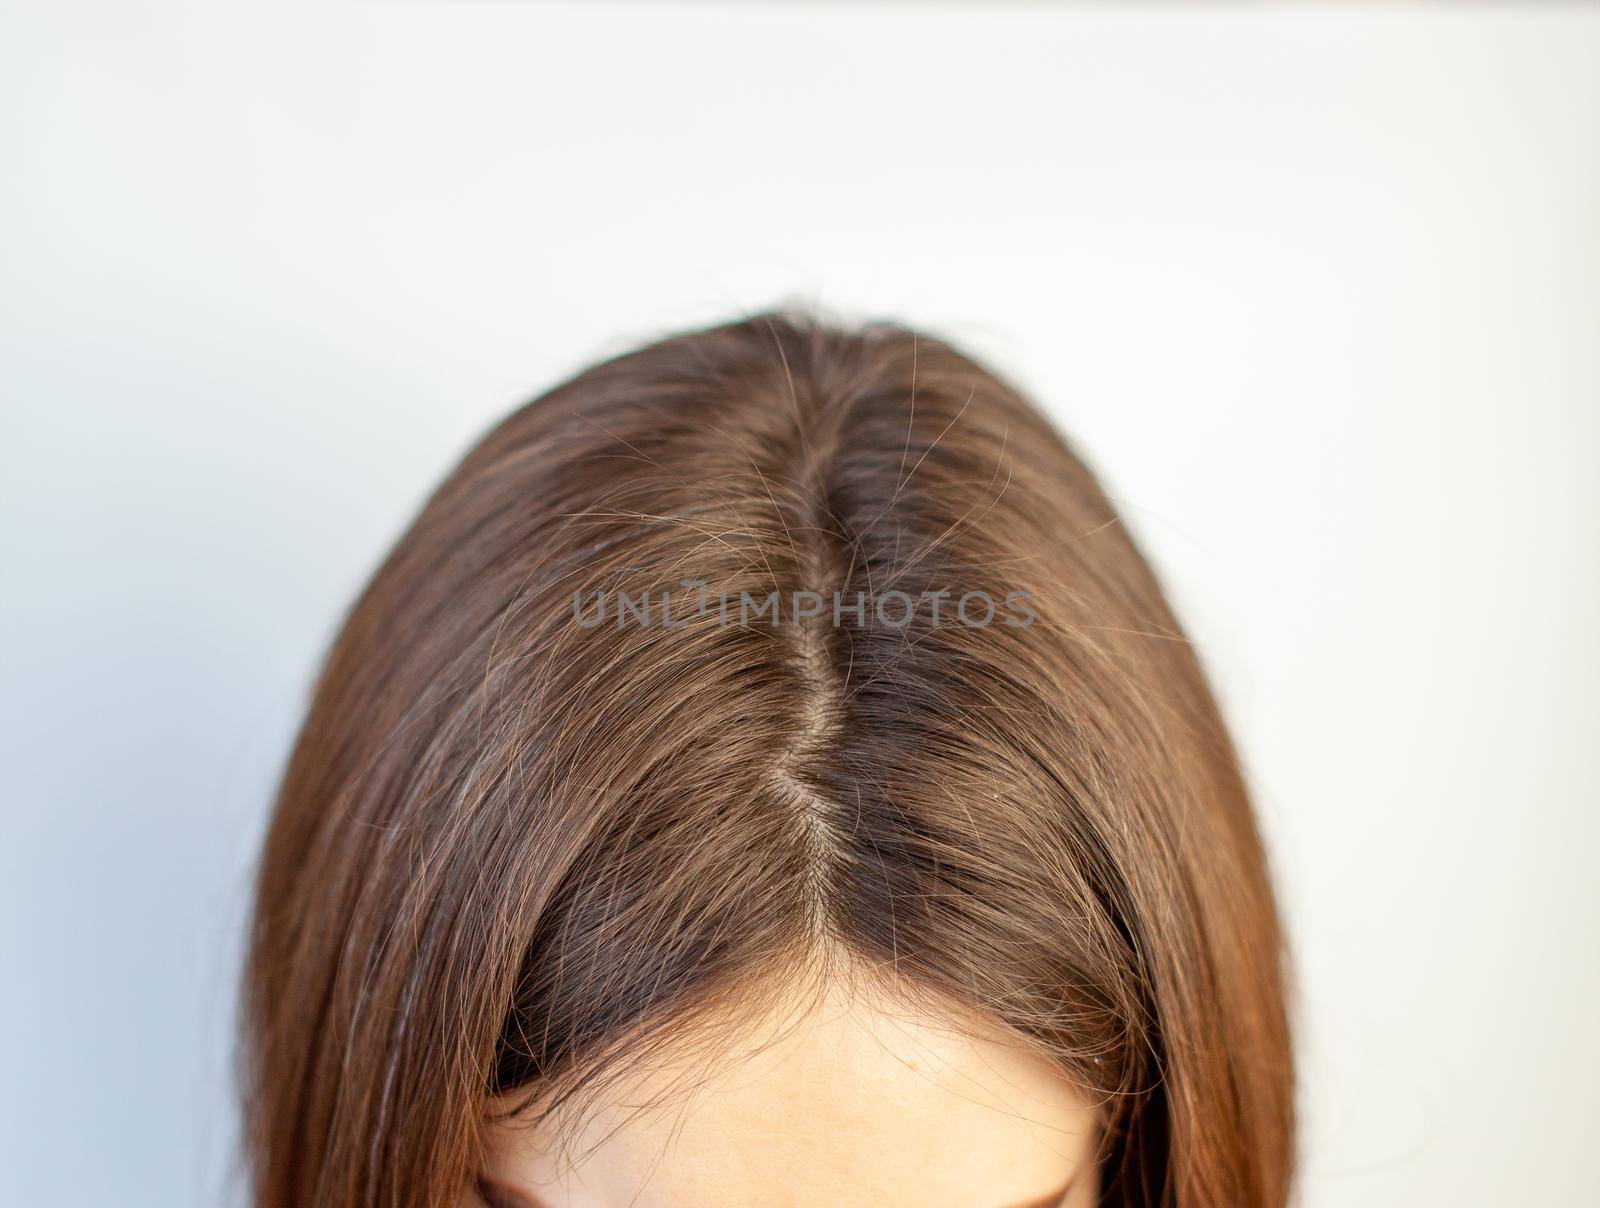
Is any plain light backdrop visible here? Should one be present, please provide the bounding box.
[3,4,1596,1205]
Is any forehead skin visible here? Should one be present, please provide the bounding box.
[473,978,1100,1208]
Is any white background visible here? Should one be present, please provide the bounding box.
[3,4,1596,1205]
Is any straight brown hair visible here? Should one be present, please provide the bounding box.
[242,313,1293,1207]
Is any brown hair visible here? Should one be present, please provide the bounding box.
[242,313,1293,1207]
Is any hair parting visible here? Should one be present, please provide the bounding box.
[243,311,1294,1208]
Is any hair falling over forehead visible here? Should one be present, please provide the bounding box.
[242,313,1294,1208]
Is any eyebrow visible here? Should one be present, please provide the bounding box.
[998,1175,1076,1208]
[476,1178,548,1208]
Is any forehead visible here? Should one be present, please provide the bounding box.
[481,978,1099,1208]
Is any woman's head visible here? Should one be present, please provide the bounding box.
[243,314,1292,1207]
